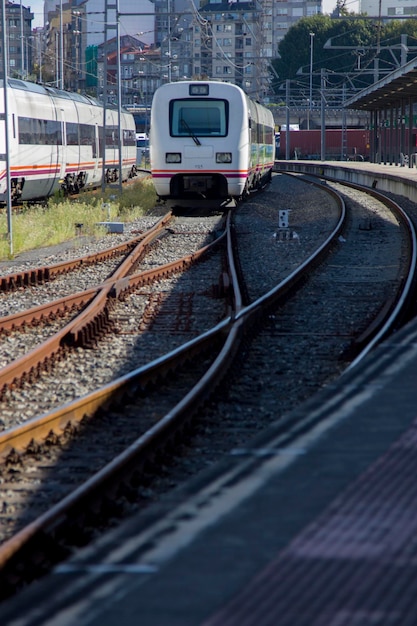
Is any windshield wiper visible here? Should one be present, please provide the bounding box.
[180,119,201,146]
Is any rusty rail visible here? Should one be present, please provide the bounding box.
[0,198,355,591]
[0,176,414,602]
[0,227,155,293]
[0,213,226,395]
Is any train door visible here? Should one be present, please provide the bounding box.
[57,107,66,184]
[0,91,12,201]
[91,123,101,185]
[41,99,65,198]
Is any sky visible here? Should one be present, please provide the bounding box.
[322,0,360,14]
[28,0,44,28]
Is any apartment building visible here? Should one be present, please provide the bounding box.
[3,0,324,102]
[360,0,417,17]
[3,1,34,79]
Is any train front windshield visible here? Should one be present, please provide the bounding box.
[170,99,228,137]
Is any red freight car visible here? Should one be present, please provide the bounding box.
[277,129,370,161]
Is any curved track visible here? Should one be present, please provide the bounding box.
[0,174,414,599]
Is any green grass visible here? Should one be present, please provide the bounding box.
[0,177,158,260]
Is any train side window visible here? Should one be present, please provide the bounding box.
[105,126,119,147]
[80,124,94,146]
[18,116,45,144]
[123,129,136,147]
[38,119,46,144]
[66,122,79,145]
[18,116,32,144]
[77,124,97,156]
[250,121,257,145]
[265,126,273,144]
[45,120,62,145]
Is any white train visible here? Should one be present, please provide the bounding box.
[0,78,138,203]
[150,81,275,203]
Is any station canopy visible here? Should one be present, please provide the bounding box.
[345,57,417,111]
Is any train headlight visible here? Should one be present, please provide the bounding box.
[189,84,209,96]
[216,152,232,163]
[166,153,182,163]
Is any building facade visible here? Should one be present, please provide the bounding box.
[359,1,417,17]
[193,0,268,99]
[83,0,156,48]
[69,0,323,101]
[274,0,321,55]
[1,0,324,103]
[42,0,87,90]
[2,2,34,79]
[96,34,158,105]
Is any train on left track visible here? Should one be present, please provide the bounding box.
[0,78,138,204]
[150,80,275,204]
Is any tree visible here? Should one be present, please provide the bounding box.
[272,14,417,101]
[376,20,417,71]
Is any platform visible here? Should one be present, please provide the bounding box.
[275,158,417,205]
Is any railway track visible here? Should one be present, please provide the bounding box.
[0,172,414,601]
[0,211,227,412]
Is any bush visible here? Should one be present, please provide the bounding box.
[0,176,158,260]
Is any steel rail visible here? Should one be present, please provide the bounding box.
[0,212,175,393]
[236,183,346,322]
[0,195,348,574]
[0,220,164,293]
[0,211,173,330]
[340,185,417,370]
[280,172,417,370]
[0,213,172,395]
[0,224,223,334]
[0,226,227,396]
[0,289,99,333]
[0,179,412,587]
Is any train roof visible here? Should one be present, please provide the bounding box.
[0,78,128,113]
[1,78,101,106]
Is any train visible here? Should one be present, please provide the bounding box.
[0,78,138,204]
[149,80,275,203]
